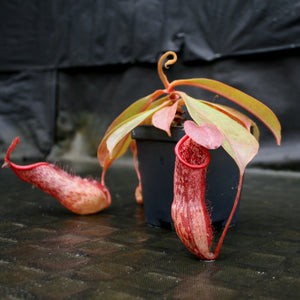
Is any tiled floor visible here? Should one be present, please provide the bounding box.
[0,161,299,299]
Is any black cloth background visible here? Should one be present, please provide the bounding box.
[1,0,299,69]
[0,0,299,168]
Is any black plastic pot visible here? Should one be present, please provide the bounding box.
[131,125,240,230]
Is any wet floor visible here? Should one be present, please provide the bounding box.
[0,161,299,299]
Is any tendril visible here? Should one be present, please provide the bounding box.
[157,51,177,89]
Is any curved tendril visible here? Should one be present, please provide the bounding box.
[157,51,177,89]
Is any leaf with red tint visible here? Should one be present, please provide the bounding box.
[97,90,165,168]
[184,120,223,149]
[181,92,259,174]
[2,137,111,215]
[204,102,260,141]
[169,78,281,145]
[152,101,178,136]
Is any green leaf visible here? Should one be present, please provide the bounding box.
[105,89,164,137]
[170,78,281,145]
[106,99,172,155]
[97,90,165,167]
[180,92,259,174]
[103,134,133,169]
[204,102,260,142]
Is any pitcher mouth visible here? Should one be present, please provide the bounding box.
[175,135,210,169]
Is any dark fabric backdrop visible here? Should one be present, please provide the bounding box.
[0,1,299,169]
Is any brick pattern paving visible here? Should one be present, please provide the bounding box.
[0,164,299,299]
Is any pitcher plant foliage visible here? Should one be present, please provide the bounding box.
[97,51,281,259]
[98,51,280,178]
[3,51,281,260]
